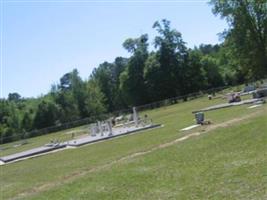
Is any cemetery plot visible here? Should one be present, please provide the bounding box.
[67,124,162,147]
[0,107,161,164]
[192,98,262,113]
[0,143,66,163]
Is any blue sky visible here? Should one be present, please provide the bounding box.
[1,0,227,98]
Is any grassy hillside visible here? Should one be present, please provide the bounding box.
[0,95,266,200]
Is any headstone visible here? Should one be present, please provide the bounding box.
[244,85,255,92]
[195,112,204,124]
[227,93,234,102]
[227,93,241,103]
[115,115,123,123]
[90,124,97,136]
[103,123,108,132]
[253,88,267,98]
[133,107,138,127]
[97,121,103,136]
[107,120,113,136]
[208,95,212,100]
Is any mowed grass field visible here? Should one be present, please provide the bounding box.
[0,95,266,200]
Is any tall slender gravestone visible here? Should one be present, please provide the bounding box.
[133,107,138,127]
[91,124,97,136]
[107,120,113,136]
[97,121,103,136]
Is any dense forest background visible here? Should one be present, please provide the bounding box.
[1,0,266,143]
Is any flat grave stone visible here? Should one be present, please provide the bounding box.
[0,143,66,163]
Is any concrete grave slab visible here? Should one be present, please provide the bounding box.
[192,98,262,113]
[67,124,162,147]
[0,144,66,163]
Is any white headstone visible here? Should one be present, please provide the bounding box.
[91,124,97,136]
[107,120,113,136]
[133,107,138,127]
[97,121,103,136]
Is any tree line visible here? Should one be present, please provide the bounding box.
[1,0,266,143]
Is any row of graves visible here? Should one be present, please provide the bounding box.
[0,107,161,164]
[181,83,267,131]
[67,107,160,147]
[203,83,266,112]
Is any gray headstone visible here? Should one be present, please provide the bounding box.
[90,124,97,136]
[133,107,138,127]
[98,121,103,136]
[107,120,113,136]
[195,112,204,124]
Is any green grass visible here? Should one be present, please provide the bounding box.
[0,95,266,200]
[28,114,267,200]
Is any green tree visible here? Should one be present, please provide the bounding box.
[0,101,21,143]
[21,112,33,132]
[151,19,189,98]
[201,55,224,88]
[120,34,149,105]
[210,0,267,79]
[33,100,60,129]
[91,62,116,111]
[91,58,128,111]
[8,93,21,101]
[53,69,86,121]
[83,80,106,118]
[144,52,162,101]
[112,57,128,110]
[186,50,207,92]
[54,91,80,123]
[70,70,88,118]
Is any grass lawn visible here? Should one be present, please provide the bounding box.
[27,112,267,200]
[0,95,266,200]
